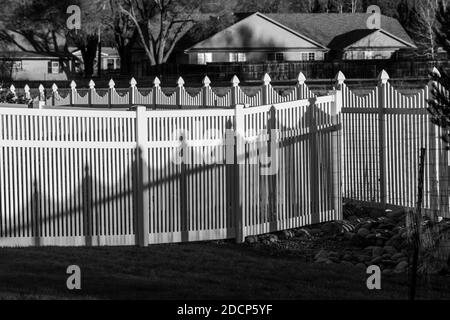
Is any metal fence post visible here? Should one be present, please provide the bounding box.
[136,106,150,246]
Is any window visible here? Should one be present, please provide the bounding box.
[300,52,316,61]
[116,58,121,69]
[364,51,374,59]
[229,53,245,62]
[268,52,284,62]
[48,61,62,74]
[197,52,212,64]
[12,61,22,71]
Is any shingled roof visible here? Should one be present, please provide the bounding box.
[263,13,416,49]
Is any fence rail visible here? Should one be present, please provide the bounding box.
[0,93,341,247]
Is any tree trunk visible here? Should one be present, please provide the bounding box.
[81,36,99,78]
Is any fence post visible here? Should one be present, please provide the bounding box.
[51,83,58,106]
[24,85,31,108]
[331,89,343,220]
[176,77,184,108]
[308,96,320,224]
[88,80,95,108]
[108,79,115,108]
[38,84,45,109]
[70,81,76,106]
[296,72,307,100]
[234,103,245,243]
[135,106,150,246]
[231,75,240,106]
[202,76,211,108]
[378,70,389,208]
[130,77,137,107]
[153,77,161,110]
[262,73,271,105]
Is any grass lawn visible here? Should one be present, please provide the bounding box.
[0,241,449,300]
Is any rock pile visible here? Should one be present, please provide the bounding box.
[245,205,450,274]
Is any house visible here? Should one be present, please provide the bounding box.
[70,47,121,74]
[0,51,75,81]
[185,12,416,64]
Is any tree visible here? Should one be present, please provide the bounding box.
[66,0,110,77]
[104,0,136,75]
[411,0,441,60]
[119,0,200,66]
[0,0,70,54]
[428,1,450,147]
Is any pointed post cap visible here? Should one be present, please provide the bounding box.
[52,83,58,92]
[89,80,95,89]
[153,76,161,87]
[263,73,271,86]
[38,84,44,92]
[130,77,137,87]
[24,84,30,93]
[108,79,115,89]
[9,84,15,92]
[70,80,77,89]
[202,75,211,87]
[297,72,306,85]
[378,70,390,84]
[334,71,346,85]
[231,75,240,87]
[177,76,185,87]
[432,67,441,78]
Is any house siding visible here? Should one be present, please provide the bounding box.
[189,50,325,64]
[11,59,68,81]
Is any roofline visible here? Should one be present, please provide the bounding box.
[186,47,329,53]
[342,28,417,50]
[185,12,329,53]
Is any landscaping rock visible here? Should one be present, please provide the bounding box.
[344,232,355,241]
[357,228,370,237]
[351,234,368,247]
[391,253,406,261]
[395,261,408,272]
[386,208,405,220]
[383,246,397,255]
[372,246,384,257]
[295,229,311,239]
[279,230,294,240]
[341,261,354,267]
[370,256,383,265]
[309,228,322,236]
[369,208,385,219]
[315,249,329,261]
[245,236,258,244]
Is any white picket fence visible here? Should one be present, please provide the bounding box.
[5,73,315,109]
[0,92,342,247]
[335,70,447,217]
